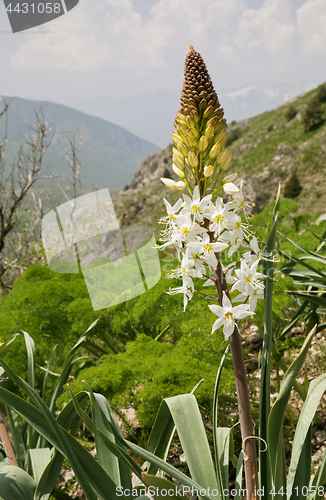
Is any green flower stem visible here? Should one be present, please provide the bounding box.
[211,259,258,499]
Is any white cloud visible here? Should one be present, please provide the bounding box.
[297,0,326,55]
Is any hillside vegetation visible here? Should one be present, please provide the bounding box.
[113,83,326,233]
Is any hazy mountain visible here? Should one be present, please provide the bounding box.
[65,81,318,148]
[0,96,159,190]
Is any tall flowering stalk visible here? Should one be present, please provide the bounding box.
[160,46,263,498]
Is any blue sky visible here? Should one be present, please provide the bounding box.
[0,0,325,112]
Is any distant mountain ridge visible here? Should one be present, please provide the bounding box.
[66,81,319,147]
[0,96,159,190]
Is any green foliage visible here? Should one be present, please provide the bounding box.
[284,105,297,122]
[283,169,302,199]
[58,332,233,431]
[316,83,326,103]
[302,96,324,132]
[225,128,242,147]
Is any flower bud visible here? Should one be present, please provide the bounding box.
[198,135,208,152]
[171,131,182,147]
[219,154,232,171]
[187,127,198,140]
[223,182,239,195]
[204,165,214,177]
[177,141,188,157]
[187,151,198,169]
[215,129,226,145]
[172,163,184,178]
[204,124,214,139]
[203,105,214,119]
[173,154,185,171]
[216,148,229,165]
[184,134,194,148]
[209,142,221,159]
[223,173,237,183]
[161,178,186,190]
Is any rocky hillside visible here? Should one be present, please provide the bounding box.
[113,84,326,235]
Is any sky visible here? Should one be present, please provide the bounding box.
[0,0,325,142]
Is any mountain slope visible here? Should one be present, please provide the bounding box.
[0,96,159,189]
[113,84,326,234]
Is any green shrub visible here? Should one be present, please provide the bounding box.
[316,82,326,103]
[225,128,241,147]
[58,333,233,431]
[284,105,297,122]
[302,96,324,132]
[283,169,302,198]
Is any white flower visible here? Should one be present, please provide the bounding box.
[187,233,228,268]
[162,198,183,223]
[0,366,4,377]
[230,181,254,217]
[233,287,264,312]
[208,291,254,340]
[231,259,266,297]
[182,186,213,222]
[208,198,240,235]
[169,251,202,290]
[166,284,193,311]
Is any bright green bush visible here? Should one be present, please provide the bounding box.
[58,332,233,431]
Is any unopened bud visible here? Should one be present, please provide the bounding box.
[215,129,226,145]
[161,178,186,190]
[198,136,208,152]
[223,173,237,183]
[216,148,229,165]
[187,127,198,140]
[173,154,185,171]
[223,182,239,195]
[204,124,214,139]
[172,131,182,146]
[172,163,184,178]
[209,142,221,159]
[219,154,232,171]
[177,141,189,157]
[203,105,214,119]
[204,165,214,177]
[184,134,194,148]
[187,151,198,169]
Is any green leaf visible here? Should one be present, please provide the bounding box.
[29,448,52,484]
[147,400,175,477]
[233,451,244,500]
[288,374,326,499]
[215,428,230,499]
[142,474,189,500]
[267,325,316,495]
[164,394,219,497]
[0,465,36,500]
[260,183,280,495]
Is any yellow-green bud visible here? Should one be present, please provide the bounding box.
[187,117,196,129]
[177,141,188,157]
[209,142,221,159]
[172,131,182,147]
[172,163,184,178]
[216,148,229,165]
[184,134,194,148]
[187,151,198,169]
[203,105,214,119]
[198,135,208,152]
[215,129,227,145]
[173,154,185,171]
[187,127,198,140]
[204,124,214,139]
[204,165,214,177]
[223,173,237,183]
[161,178,186,190]
[219,154,232,171]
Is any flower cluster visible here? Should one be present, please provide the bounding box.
[158,46,265,340]
[159,184,265,340]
